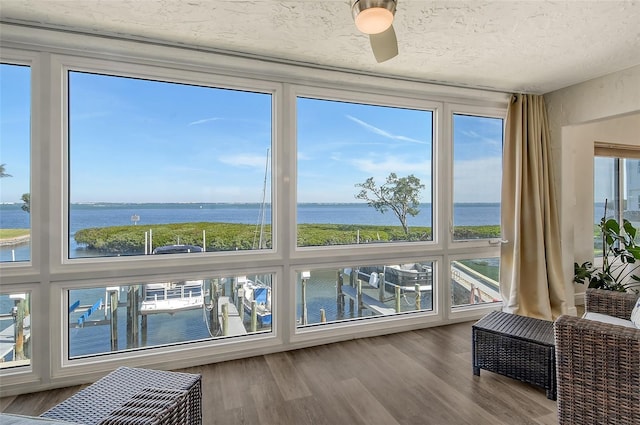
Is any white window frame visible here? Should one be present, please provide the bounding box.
[289,84,442,260]
[53,55,282,272]
[0,23,511,396]
[0,50,41,274]
[0,49,44,387]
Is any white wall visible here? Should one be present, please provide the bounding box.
[545,64,640,310]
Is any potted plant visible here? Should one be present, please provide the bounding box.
[574,201,640,292]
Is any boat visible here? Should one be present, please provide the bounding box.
[140,279,204,315]
[238,276,271,326]
[140,245,205,314]
[356,263,433,292]
[152,244,203,254]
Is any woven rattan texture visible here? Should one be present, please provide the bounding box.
[97,388,189,425]
[40,368,202,425]
[555,289,640,425]
[585,287,638,319]
[472,310,556,400]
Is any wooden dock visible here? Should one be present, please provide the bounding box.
[0,315,30,360]
[218,296,247,336]
[340,285,396,315]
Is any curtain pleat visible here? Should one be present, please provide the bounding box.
[500,94,566,320]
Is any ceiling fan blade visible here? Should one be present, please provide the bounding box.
[369,25,398,63]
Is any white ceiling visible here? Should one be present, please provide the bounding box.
[1,0,639,93]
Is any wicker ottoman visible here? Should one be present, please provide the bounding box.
[472,310,556,400]
[40,367,202,425]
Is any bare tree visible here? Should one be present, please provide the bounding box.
[355,173,425,236]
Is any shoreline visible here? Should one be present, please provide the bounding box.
[0,235,30,247]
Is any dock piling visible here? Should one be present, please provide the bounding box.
[337,271,344,315]
[108,289,118,351]
[209,280,219,333]
[12,296,26,360]
[357,279,363,315]
[395,286,401,313]
[237,287,245,322]
[222,303,229,336]
[301,276,308,325]
[251,301,257,332]
[415,283,421,310]
[126,286,140,349]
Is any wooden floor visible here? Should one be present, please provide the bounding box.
[0,320,558,425]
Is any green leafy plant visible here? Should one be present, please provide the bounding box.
[574,202,640,292]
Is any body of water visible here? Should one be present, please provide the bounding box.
[0,202,501,262]
[0,203,498,359]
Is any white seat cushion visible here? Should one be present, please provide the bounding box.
[583,312,637,328]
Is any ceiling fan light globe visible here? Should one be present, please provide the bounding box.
[355,8,394,34]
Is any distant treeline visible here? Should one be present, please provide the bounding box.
[74,222,501,253]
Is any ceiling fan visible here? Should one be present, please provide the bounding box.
[351,0,398,63]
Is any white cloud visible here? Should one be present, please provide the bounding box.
[453,157,502,202]
[346,115,428,145]
[350,155,430,176]
[188,117,221,126]
[460,129,501,149]
[297,151,311,161]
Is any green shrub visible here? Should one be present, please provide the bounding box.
[75,222,495,254]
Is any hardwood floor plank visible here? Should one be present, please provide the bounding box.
[335,377,401,425]
[264,351,312,401]
[1,320,560,425]
[0,395,15,411]
[363,342,506,425]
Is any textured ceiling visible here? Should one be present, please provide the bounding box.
[1,0,640,93]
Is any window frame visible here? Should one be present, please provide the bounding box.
[0,50,40,274]
[446,104,506,248]
[1,23,512,396]
[46,55,287,377]
[51,55,283,273]
[0,50,41,384]
[288,84,443,261]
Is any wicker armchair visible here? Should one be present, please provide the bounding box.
[554,288,640,425]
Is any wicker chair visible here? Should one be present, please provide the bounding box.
[554,288,640,425]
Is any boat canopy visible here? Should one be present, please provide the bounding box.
[152,244,203,254]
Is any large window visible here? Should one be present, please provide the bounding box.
[0,63,31,263]
[594,150,640,255]
[296,261,434,328]
[296,97,433,247]
[450,257,500,308]
[452,114,503,241]
[67,273,272,358]
[449,113,503,308]
[0,31,509,396]
[0,291,31,368]
[67,71,272,259]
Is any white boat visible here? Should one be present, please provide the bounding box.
[239,276,272,326]
[141,245,205,314]
[140,280,204,315]
[358,264,432,292]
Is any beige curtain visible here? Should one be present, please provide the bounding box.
[500,94,566,320]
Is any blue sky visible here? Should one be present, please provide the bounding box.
[0,64,30,203]
[1,64,503,204]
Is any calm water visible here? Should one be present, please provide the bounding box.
[0,202,501,262]
[0,203,493,358]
